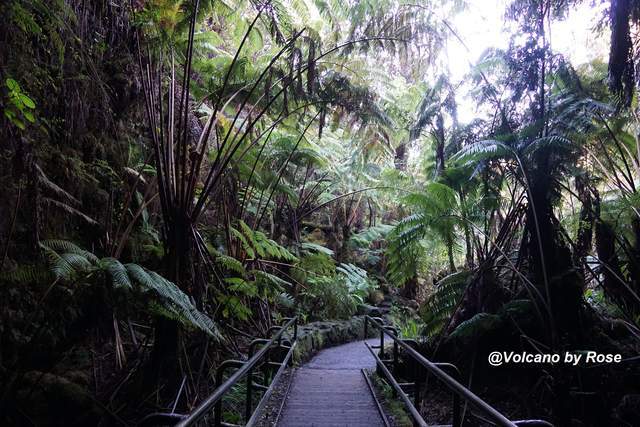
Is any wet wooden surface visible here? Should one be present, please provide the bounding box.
[277,339,384,427]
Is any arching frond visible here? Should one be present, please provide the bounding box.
[453,139,513,164]
[420,269,471,337]
[40,240,99,263]
[101,258,132,289]
[37,240,219,338]
[522,135,574,156]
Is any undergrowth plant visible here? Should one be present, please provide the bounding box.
[419,269,470,338]
[292,247,377,320]
[38,240,219,338]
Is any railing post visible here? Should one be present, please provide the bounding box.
[392,336,398,372]
[264,344,272,385]
[214,398,222,426]
[414,361,422,410]
[379,328,385,358]
[453,393,461,427]
[214,365,227,427]
[364,316,368,339]
[245,367,253,422]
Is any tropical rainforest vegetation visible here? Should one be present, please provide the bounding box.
[1,0,640,425]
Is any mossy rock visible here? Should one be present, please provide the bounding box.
[291,316,376,363]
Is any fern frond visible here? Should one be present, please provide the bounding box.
[101,258,132,289]
[225,277,257,297]
[61,253,94,271]
[40,240,99,263]
[129,265,220,338]
[233,220,298,261]
[0,265,53,284]
[522,135,573,156]
[230,226,255,258]
[453,139,512,164]
[41,245,79,280]
[36,164,81,207]
[37,240,220,338]
[252,270,292,289]
[448,312,501,341]
[421,270,471,337]
[299,242,334,255]
[215,253,246,275]
[277,291,295,308]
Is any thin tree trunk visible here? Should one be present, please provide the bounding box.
[446,235,455,273]
[459,189,473,267]
[394,142,407,171]
[434,114,446,177]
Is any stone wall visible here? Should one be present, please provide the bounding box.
[291,315,377,363]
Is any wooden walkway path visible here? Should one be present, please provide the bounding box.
[277,339,384,427]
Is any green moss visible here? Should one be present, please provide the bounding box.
[370,372,413,427]
[291,316,374,363]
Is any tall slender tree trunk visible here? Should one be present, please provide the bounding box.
[525,0,582,342]
[574,175,595,275]
[446,235,456,273]
[434,114,446,177]
[459,189,473,267]
[148,216,191,389]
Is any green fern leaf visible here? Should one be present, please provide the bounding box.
[101,258,132,289]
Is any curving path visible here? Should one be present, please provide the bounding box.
[277,339,384,427]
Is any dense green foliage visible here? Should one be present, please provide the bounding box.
[2,0,640,425]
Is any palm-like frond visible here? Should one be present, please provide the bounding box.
[41,240,99,263]
[0,265,53,284]
[101,258,133,289]
[232,220,298,261]
[299,242,334,255]
[387,182,461,285]
[421,269,470,337]
[522,135,574,156]
[453,139,513,164]
[38,240,220,338]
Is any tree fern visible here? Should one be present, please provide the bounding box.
[337,262,372,303]
[299,242,334,255]
[452,139,513,165]
[277,291,295,309]
[233,220,298,261]
[100,258,132,289]
[38,240,220,338]
[0,264,53,284]
[387,182,460,285]
[420,270,471,337]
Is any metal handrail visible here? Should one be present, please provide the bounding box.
[365,342,426,426]
[364,315,553,427]
[169,316,298,427]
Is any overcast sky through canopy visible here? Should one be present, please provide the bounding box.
[445,0,609,123]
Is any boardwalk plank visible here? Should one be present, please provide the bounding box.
[277,339,384,427]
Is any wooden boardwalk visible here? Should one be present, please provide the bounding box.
[277,339,384,427]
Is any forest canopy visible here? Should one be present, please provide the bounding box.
[1,0,640,426]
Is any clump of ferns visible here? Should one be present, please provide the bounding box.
[36,240,220,368]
